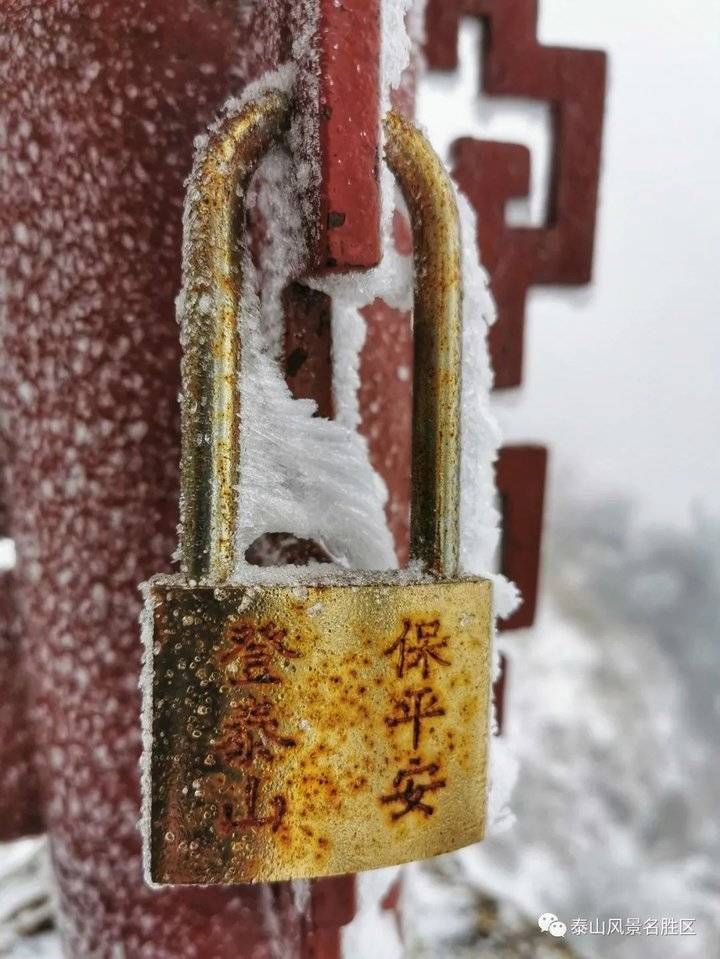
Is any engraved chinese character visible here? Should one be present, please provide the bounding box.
[380,757,446,820]
[219,620,300,684]
[384,618,450,679]
[680,919,696,935]
[217,776,286,834]
[660,918,680,936]
[385,687,445,749]
[215,695,296,768]
[570,918,589,935]
[607,918,623,935]
[625,918,641,936]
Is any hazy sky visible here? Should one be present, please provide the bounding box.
[417,0,720,530]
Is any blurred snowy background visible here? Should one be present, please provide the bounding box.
[2,0,718,956]
[403,1,720,956]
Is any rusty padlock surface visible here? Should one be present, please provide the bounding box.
[142,90,493,885]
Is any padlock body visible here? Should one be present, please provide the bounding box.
[143,574,492,884]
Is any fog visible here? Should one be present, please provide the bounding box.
[411,4,720,955]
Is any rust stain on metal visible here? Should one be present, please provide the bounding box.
[179,90,293,583]
[148,578,491,884]
[146,93,493,886]
[383,110,463,577]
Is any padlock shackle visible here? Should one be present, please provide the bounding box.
[179,91,293,580]
[384,112,462,578]
[179,92,462,580]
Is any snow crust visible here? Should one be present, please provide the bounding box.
[455,193,520,835]
[0,839,55,954]
[380,0,414,112]
[233,125,398,569]
[233,247,397,570]
[342,867,403,959]
[305,160,413,433]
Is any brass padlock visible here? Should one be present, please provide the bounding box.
[142,90,493,885]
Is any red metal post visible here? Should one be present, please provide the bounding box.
[1,444,43,840]
[311,0,383,270]
[426,0,606,388]
[496,445,548,632]
[1,0,406,954]
[0,1,372,954]
[493,446,548,730]
[0,569,43,841]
